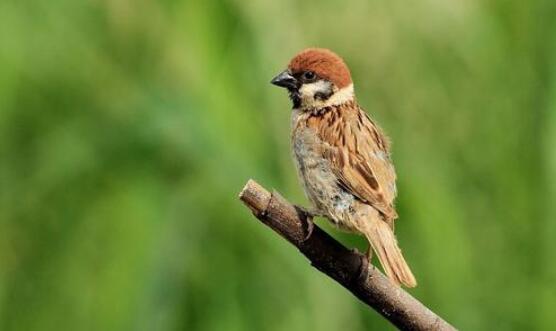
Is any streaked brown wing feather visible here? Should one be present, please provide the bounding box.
[309,103,398,223]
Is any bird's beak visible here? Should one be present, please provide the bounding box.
[271,70,298,89]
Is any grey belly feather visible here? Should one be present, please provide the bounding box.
[292,125,357,232]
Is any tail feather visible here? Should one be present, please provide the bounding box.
[364,217,417,288]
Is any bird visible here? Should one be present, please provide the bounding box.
[270,48,416,287]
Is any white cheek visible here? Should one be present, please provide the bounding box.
[295,82,354,110]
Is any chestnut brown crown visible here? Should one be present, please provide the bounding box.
[288,48,352,89]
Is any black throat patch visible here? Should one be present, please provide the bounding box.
[288,89,301,108]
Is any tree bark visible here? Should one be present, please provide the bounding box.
[239,179,457,331]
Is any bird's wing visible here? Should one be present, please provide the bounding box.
[308,104,398,223]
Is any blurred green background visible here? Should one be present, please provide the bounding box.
[1,0,555,330]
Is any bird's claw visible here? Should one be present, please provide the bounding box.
[295,205,317,241]
[349,248,370,282]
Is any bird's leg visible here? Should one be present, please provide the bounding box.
[366,244,373,262]
[294,205,324,241]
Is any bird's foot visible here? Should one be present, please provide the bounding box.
[351,247,370,282]
[294,205,322,241]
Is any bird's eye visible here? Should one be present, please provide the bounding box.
[302,71,316,81]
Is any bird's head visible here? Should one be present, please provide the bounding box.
[271,48,354,110]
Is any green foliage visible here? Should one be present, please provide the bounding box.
[1,0,555,330]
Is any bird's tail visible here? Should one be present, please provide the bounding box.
[363,216,417,288]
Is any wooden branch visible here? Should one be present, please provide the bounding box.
[239,179,457,331]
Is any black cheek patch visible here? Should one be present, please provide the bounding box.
[314,89,334,101]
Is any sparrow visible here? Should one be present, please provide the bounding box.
[271,48,416,287]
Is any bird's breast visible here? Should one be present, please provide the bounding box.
[290,110,355,227]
